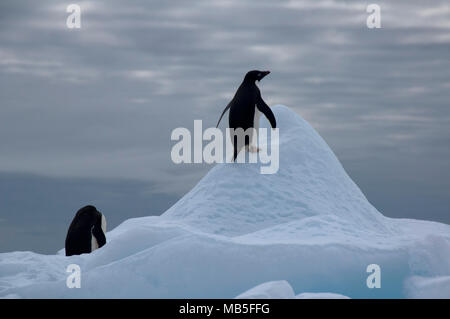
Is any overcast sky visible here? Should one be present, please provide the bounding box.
[1,0,449,253]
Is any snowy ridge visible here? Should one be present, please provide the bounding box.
[0,105,449,298]
[235,280,350,299]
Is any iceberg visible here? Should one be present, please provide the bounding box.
[0,105,449,298]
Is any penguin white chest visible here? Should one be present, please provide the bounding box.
[91,233,99,251]
[254,106,261,129]
[252,105,261,145]
[91,214,107,252]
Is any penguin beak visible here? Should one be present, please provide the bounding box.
[258,71,270,82]
[259,71,270,81]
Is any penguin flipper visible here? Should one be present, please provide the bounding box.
[216,102,232,128]
[92,224,106,248]
[256,97,276,129]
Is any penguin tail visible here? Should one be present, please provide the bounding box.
[216,102,232,128]
[232,146,238,162]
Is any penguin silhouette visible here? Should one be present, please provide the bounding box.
[65,205,106,256]
[216,70,276,161]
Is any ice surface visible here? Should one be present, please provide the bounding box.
[296,292,350,299]
[235,280,296,299]
[0,105,449,298]
[405,276,450,298]
[234,280,350,299]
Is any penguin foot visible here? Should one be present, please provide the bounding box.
[248,145,260,153]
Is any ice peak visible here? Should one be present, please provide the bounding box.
[163,105,385,236]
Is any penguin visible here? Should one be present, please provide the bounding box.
[216,70,276,161]
[65,205,107,256]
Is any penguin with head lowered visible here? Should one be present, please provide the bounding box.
[216,70,276,161]
[65,205,106,256]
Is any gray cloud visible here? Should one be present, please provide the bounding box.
[0,0,449,252]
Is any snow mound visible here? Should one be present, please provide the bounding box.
[234,280,350,299]
[296,292,350,299]
[1,105,449,298]
[235,281,296,299]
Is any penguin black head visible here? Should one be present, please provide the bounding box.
[77,205,98,216]
[244,70,270,83]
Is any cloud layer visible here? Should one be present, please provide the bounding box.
[1,0,449,224]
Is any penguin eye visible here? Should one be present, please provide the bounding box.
[258,73,262,77]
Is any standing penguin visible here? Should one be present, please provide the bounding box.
[216,70,276,161]
[65,205,107,256]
